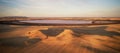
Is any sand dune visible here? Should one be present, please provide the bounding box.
[0,24,120,53]
[56,29,75,43]
[25,30,47,39]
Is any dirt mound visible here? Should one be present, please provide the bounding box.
[56,29,75,43]
[25,30,48,40]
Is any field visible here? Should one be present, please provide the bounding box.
[0,23,120,53]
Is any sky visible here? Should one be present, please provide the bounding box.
[0,0,120,17]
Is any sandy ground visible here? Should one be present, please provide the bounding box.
[0,24,120,53]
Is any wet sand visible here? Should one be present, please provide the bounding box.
[0,24,120,53]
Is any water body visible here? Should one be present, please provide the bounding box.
[20,20,92,24]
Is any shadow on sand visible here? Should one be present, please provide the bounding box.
[40,28,64,36]
[0,25,16,33]
[40,26,120,37]
[0,37,41,47]
[71,26,120,36]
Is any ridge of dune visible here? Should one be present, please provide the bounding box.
[25,30,48,39]
[56,29,75,43]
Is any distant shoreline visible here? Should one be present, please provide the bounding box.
[0,20,119,26]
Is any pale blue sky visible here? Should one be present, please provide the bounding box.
[0,0,120,17]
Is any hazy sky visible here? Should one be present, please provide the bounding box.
[0,0,120,17]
